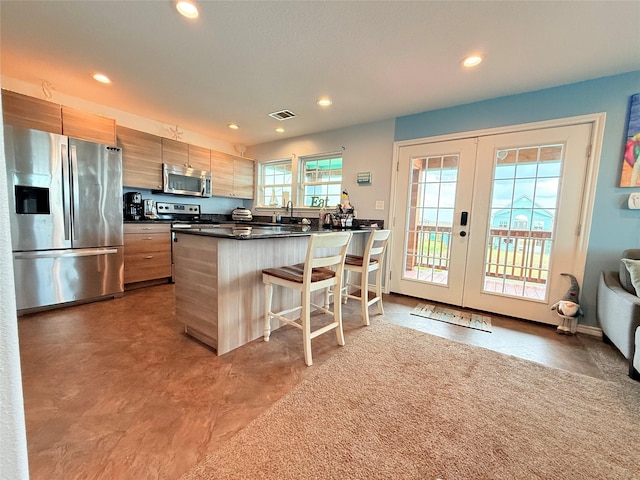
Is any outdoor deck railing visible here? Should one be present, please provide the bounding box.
[407,226,552,284]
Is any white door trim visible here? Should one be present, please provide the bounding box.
[389,112,606,296]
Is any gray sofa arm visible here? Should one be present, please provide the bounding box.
[596,271,640,361]
[635,327,640,380]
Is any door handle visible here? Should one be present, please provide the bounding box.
[460,211,468,226]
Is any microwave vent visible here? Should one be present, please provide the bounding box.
[268,109,297,121]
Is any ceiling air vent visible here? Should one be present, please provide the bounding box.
[268,109,297,121]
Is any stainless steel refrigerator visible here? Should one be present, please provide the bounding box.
[4,125,124,312]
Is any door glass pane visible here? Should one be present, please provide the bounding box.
[485,144,563,299]
[403,155,458,285]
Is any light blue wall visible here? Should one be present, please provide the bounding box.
[395,70,640,327]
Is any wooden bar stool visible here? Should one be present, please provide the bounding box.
[262,231,353,366]
[342,229,391,326]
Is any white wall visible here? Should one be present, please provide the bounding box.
[247,119,395,221]
[0,85,29,479]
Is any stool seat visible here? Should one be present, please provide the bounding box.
[345,254,378,267]
[262,264,336,283]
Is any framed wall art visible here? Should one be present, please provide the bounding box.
[621,93,640,187]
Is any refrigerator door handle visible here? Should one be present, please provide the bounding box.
[14,248,120,259]
[70,144,78,241]
[61,143,71,241]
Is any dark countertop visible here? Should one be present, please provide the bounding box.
[171,223,378,240]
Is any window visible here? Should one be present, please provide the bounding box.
[300,154,342,208]
[259,159,292,207]
[257,152,342,209]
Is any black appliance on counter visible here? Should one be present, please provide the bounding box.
[124,192,143,221]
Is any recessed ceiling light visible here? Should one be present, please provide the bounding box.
[275,127,285,133]
[228,123,239,130]
[317,98,332,107]
[176,0,199,19]
[462,55,483,68]
[92,73,111,84]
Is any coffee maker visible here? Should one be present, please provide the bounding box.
[124,192,143,221]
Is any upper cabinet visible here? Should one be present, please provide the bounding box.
[233,157,255,199]
[1,89,62,134]
[61,106,116,145]
[117,126,163,190]
[162,138,211,172]
[210,151,235,197]
[2,90,116,145]
[211,151,254,199]
[161,138,188,167]
[187,145,211,172]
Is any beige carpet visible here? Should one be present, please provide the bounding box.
[412,302,492,332]
[181,322,640,480]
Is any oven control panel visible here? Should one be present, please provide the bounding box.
[155,201,201,221]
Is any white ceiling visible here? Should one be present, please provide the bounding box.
[1,1,639,147]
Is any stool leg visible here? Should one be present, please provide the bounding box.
[334,279,346,346]
[375,267,384,315]
[301,290,313,366]
[264,281,273,341]
[342,270,349,304]
[361,269,370,326]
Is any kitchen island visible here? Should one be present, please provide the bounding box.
[172,225,373,354]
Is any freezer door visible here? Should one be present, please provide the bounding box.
[70,138,123,248]
[12,247,124,311]
[4,125,71,251]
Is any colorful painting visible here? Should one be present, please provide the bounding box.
[621,93,640,187]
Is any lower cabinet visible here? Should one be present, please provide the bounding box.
[124,223,171,285]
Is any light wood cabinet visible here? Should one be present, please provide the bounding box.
[162,138,189,167]
[1,89,62,134]
[234,157,255,199]
[210,150,235,197]
[117,126,163,190]
[62,105,116,145]
[124,223,172,284]
[210,150,254,199]
[162,138,210,171]
[188,144,211,171]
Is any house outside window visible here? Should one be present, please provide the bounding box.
[257,153,343,209]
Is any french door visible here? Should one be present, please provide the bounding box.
[390,122,593,324]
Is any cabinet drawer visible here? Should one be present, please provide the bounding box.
[124,223,170,234]
[124,233,170,254]
[124,251,171,284]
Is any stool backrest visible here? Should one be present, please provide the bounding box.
[305,232,353,283]
[365,229,391,265]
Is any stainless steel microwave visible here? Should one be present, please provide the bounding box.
[162,163,212,197]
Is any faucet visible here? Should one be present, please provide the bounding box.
[285,200,294,223]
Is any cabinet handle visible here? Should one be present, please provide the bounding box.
[142,227,152,230]
[144,255,154,259]
[145,237,153,240]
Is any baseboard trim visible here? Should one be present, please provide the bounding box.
[577,324,602,337]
